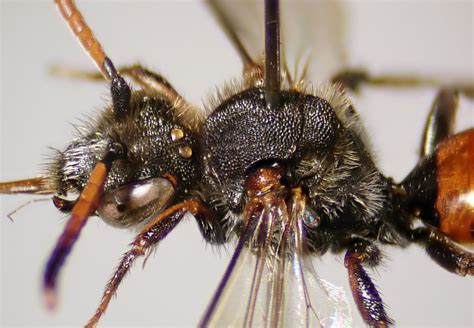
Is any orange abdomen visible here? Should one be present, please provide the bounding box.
[435,129,474,243]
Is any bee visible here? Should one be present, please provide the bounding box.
[1,1,473,327]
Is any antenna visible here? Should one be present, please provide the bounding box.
[55,0,116,81]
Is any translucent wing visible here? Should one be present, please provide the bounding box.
[280,1,347,83]
[200,193,352,327]
[206,0,347,82]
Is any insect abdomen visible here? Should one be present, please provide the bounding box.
[435,129,474,243]
[402,129,474,244]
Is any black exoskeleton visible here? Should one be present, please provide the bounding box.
[201,86,390,252]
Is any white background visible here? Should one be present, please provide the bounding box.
[1,1,473,327]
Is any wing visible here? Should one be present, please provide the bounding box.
[206,0,347,83]
[200,192,352,327]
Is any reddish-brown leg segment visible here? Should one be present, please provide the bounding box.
[85,199,215,328]
[0,177,52,194]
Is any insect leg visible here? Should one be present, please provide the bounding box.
[194,206,226,244]
[51,64,182,103]
[50,64,203,130]
[206,0,259,73]
[0,177,52,194]
[331,69,474,99]
[331,69,436,93]
[112,65,204,130]
[344,238,393,327]
[52,196,76,213]
[405,222,473,276]
[420,89,459,157]
[85,199,216,328]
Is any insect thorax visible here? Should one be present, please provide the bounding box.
[201,87,390,237]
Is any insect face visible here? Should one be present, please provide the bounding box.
[51,91,200,227]
[2,1,473,327]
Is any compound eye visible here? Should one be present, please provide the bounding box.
[97,177,175,228]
